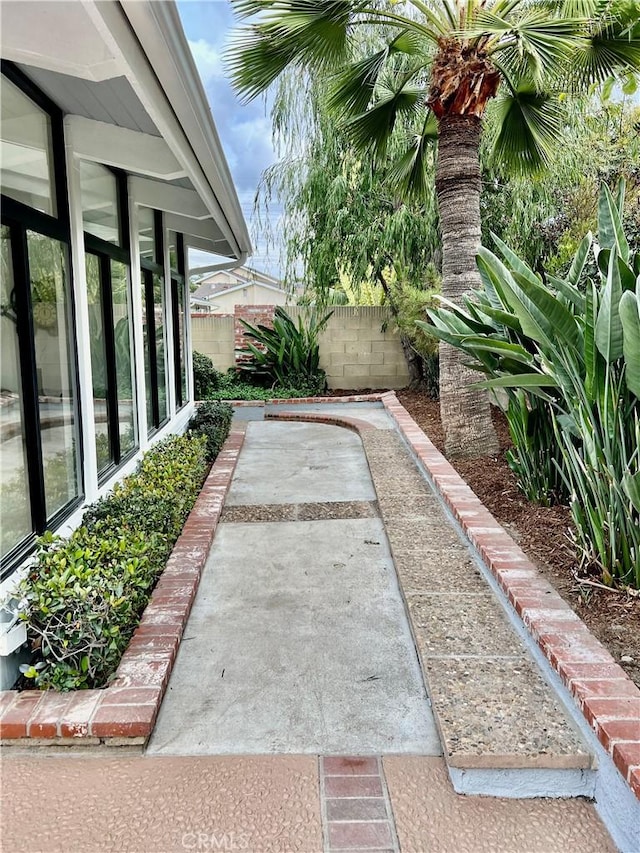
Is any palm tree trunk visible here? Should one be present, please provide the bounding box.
[435,115,499,458]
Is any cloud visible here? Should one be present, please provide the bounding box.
[187,38,224,84]
[179,1,283,276]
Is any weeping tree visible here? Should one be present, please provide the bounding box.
[257,71,442,387]
[228,0,640,457]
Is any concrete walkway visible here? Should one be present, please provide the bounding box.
[1,402,620,852]
[149,421,440,755]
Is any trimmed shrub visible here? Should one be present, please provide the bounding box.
[188,401,234,460]
[17,428,228,691]
[193,350,221,399]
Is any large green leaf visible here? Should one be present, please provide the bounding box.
[595,247,624,362]
[584,280,598,401]
[598,182,629,263]
[623,470,640,513]
[490,232,541,289]
[619,284,640,398]
[547,274,586,312]
[566,231,593,286]
[458,336,535,365]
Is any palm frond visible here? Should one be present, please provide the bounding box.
[490,83,565,174]
[474,11,589,86]
[571,7,640,84]
[341,72,424,160]
[328,30,429,117]
[386,112,438,199]
[227,1,363,101]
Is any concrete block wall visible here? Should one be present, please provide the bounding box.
[191,305,410,390]
[190,314,235,373]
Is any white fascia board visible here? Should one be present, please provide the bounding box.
[84,1,249,261]
[67,116,186,181]
[128,1,251,254]
[129,177,209,219]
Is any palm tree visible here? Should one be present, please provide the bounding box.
[227,0,640,457]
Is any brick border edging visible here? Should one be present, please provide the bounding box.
[0,424,247,745]
[377,392,640,801]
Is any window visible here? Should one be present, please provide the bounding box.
[0,65,81,574]
[79,160,120,245]
[1,75,56,216]
[168,231,188,409]
[139,208,168,434]
[79,162,137,477]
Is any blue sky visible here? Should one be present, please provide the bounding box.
[177,0,282,277]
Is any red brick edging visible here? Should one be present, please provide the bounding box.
[378,392,640,801]
[0,424,247,745]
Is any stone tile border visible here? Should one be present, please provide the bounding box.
[319,756,399,853]
[377,392,640,802]
[0,424,247,746]
[214,393,386,407]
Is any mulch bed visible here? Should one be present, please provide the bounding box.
[395,390,640,689]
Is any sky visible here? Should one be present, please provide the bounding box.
[177,0,283,278]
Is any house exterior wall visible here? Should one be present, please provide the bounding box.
[212,283,289,314]
[192,305,410,390]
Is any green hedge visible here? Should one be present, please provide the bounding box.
[18,406,233,691]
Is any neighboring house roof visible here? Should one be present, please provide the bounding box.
[198,265,282,290]
[191,279,287,303]
[1,0,251,267]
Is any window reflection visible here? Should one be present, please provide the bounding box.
[79,161,120,245]
[0,225,33,557]
[27,231,79,518]
[86,253,112,472]
[0,76,55,216]
[110,260,136,454]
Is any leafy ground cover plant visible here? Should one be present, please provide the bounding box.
[236,306,332,394]
[424,182,640,587]
[17,416,231,690]
[188,401,234,460]
[193,350,221,400]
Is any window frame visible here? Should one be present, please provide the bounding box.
[0,62,83,579]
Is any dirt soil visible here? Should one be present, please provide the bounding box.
[395,390,640,688]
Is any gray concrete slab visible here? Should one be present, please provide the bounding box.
[148,518,440,755]
[225,421,377,505]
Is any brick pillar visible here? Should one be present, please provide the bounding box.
[234,304,276,365]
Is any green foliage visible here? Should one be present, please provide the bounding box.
[236,306,332,393]
[18,432,217,690]
[424,182,640,587]
[204,373,324,401]
[193,351,221,400]
[188,401,234,460]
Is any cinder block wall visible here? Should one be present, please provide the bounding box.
[190,314,235,373]
[191,305,410,390]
